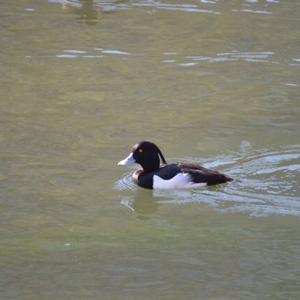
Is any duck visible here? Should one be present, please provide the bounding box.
[118,141,233,190]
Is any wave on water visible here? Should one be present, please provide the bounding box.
[49,0,220,15]
[54,47,286,68]
[116,144,300,217]
[173,51,278,66]
[115,171,137,191]
[49,0,280,15]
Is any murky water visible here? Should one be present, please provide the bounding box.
[1,0,300,299]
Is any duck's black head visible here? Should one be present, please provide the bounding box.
[118,141,167,172]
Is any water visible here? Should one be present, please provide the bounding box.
[1,0,300,299]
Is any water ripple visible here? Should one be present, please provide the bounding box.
[115,171,137,191]
[49,0,280,16]
[49,0,221,15]
[178,51,277,66]
[56,48,129,59]
[233,9,272,15]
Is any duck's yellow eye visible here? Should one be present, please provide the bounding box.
[138,148,143,153]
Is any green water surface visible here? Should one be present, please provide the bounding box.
[1,0,300,299]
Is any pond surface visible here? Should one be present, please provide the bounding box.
[1,0,300,299]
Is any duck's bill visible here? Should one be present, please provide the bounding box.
[118,152,135,166]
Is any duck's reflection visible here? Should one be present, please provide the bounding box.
[60,0,98,25]
[76,0,98,25]
[120,189,159,218]
[60,0,125,24]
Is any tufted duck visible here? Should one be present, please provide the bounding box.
[118,141,233,189]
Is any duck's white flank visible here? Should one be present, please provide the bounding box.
[153,173,207,189]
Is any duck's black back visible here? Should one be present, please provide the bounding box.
[177,163,232,185]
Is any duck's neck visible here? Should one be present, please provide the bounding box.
[142,157,160,172]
